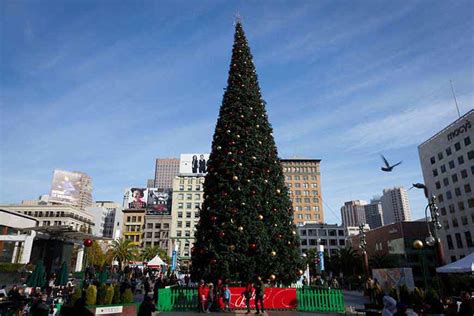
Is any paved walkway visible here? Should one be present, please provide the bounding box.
[155,313,346,315]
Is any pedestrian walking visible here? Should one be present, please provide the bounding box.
[242,282,253,314]
[138,296,156,316]
[206,283,214,313]
[198,280,207,313]
[254,277,265,314]
[223,285,231,312]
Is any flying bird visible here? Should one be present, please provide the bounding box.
[380,155,402,172]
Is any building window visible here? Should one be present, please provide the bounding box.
[461,216,468,225]
[458,156,465,165]
[155,223,161,229]
[185,222,191,228]
[465,184,472,193]
[177,221,182,228]
[438,194,444,202]
[455,233,463,248]
[443,220,449,229]
[339,239,345,246]
[461,170,468,178]
[446,191,452,200]
[454,142,461,151]
[178,212,183,218]
[438,152,443,160]
[443,178,449,186]
[176,231,182,237]
[465,231,473,248]
[305,214,311,220]
[430,157,435,164]
[449,160,455,169]
[449,204,455,213]
[147,223,153,229]
[458,201,465,211]
[186,203,192,209]
[452,218,458,227]
[178,203,183,209]
[446,147,452,156]
[301,240,307,246]
[452,174,458,183]
[440,165,446,173]
[186,212,191,218]
[179,185,184,191]
[468,150,474,160]
[465,136,471,146]
[186,194,192,200]
[435,181,441,189]
[432,169,438,177]
[446,235,454,249]
[455,188,462,196]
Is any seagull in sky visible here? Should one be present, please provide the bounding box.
[380,154,402,172]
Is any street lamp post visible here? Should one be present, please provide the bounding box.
[359,224,369,278]
[413,240,428,289]
[412,183,446,266]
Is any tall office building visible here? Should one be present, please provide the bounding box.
[381,187,411,225]
[94,201,123,239]
[364,197,384,229]
[154,158,180,190]
[281,158,323,225]
[341,200,367,227]
[418,110,474,262]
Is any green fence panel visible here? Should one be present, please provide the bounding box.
[157,288,172,311]
[296,287,345,313]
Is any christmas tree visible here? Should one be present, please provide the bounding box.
[191,21,303,285]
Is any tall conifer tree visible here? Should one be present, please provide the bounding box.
[191,21,303,284]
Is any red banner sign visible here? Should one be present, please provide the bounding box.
[227,287,297,309]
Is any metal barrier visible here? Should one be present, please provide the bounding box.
[296,287,345,313]
[157,287,197,311]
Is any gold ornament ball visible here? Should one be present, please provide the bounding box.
[258,215,264,220]
[256,124,260,128]
[264,179,268,183]
[271,251,276,256]
[217,146,222,150]
[228,151,233,155]
[270,274,276,281]
[238,163,243,167]
[232,176,239,181]
[274,223,278,227]
[276,189,281,194]
[237,135,241,138]
[413,240,424,249]
[292,230,297,235]
[297,269,303,276]
[238,226,244,232]
[252,156,257,160]
[229,245,236,251]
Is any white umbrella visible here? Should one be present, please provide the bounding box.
[436,252,474,273]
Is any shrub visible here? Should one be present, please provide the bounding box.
[71,287,82,305]
[85,285,97,306]
[112,284,121,304]
[96,284,107,305]
[0,263,24,272]
[121,288,134,304]
[104,285,114,305]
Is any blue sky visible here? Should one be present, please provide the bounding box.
[1,0,473,224]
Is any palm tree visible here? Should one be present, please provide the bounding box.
[336,247,363,278]
[369,253,398,269]
[109,238,137,270]
[140,245,170,263]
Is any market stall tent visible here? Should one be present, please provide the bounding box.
[436,252,474,273]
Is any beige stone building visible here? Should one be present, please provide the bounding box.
[143,214,172,254]
[169,175,205,263]
[281,158,323,226]
[122,208,145,246]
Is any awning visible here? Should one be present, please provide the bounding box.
[436,252,474,273]
[147,255,167,267]
[20,225,111,243]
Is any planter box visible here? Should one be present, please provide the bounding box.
[88,303,139,316]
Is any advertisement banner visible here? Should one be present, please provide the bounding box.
[124,188,147,209]
[372,268,415,291]
[227,287,297,309]
[146,189,171,215]
[179,154,209,175]
[49,170,83,205]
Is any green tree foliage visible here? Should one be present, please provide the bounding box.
[191,21,303,285]
[85,285,97,306]
[109,238,137,270]
[140,245,170,263]
[121,288,134,304]
[87,241,106,268]
[369,253,398,269]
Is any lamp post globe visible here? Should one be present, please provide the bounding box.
[425,235,436,247]
[413,240,424,249]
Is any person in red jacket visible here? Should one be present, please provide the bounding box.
[198,280,207,313]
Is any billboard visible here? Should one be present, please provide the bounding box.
[49,170,83,205]
[146,188,171,215]
[372,268,415,291]
[124,188,171,214]
[179,153,209,175]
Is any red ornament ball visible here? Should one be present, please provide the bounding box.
[249,243,257,251]
[210,216,218,222]
[210,259,217,265]
[83,239,93,248]
[219,231,225,238]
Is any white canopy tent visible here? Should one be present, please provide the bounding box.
[147,255,167,268]
[436,252,474,273]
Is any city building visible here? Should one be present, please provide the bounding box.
[281,158,323,225]
[154,158,180,190]
[364,197,384,229]
[298,223,347,257]
[122,208,145,246]
[346,224,370,237]
[94,201,123,239]
[380,187,412,225]
[0,204,94,233]
[86,206,107,237]
[170,175,205,262]
[340,200,367,227]
[49,170,93,210]
[418,109,474,262]
[350,221,437,287]
[147,179,155,188]
[143,214,172,253]
[0,209,38,263]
